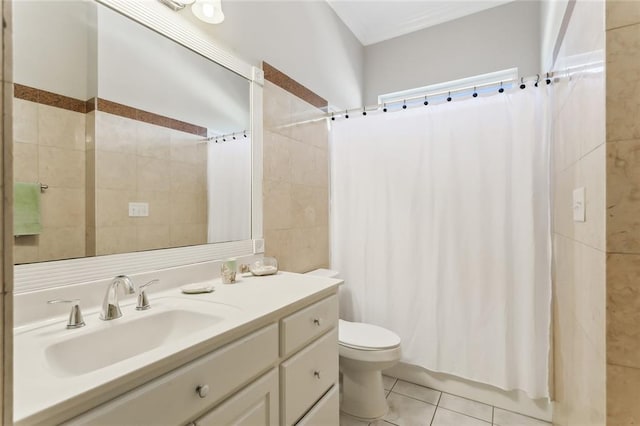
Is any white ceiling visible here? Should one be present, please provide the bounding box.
[327,1,517,46]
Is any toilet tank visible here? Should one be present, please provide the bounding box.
[305,269,340,279]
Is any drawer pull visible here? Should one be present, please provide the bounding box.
[313,318,321,326]
[196,384,210,398]
[313,371,321,379]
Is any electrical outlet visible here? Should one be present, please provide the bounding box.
[128,202,149,217]
[572,187,585,222]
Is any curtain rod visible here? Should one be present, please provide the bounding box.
[274,72,554,130]
[204,129,250,143]
[328,72,553,121]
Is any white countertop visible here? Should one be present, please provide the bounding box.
[14,271,342,425]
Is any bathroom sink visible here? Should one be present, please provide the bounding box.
[45,299,238,376]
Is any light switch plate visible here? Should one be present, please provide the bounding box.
[128,202,149,217]
[572,187,585,222]
[253,238,265,254]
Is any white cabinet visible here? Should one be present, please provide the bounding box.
[280,328,338,425]
[280,295,338,357]
[64,293,339,426]
[64,324,279,426]
[296,385,339,426]
[191,369,279,426]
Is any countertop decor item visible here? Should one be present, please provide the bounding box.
[249,257,278,276]
[221,258,237,284]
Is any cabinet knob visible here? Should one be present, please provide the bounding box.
[313,318,321,326]
[313,371,321,379]
[196,384,210,398]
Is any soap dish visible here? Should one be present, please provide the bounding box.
[249,257,279,276]
[180,283,215,294]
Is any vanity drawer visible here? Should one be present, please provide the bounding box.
[295,385,339,426]
[281,327,338,425]
[280,294,338,357]
[64,323,279,426]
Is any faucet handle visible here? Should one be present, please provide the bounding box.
[47,299,86,329]
[136,279,159,311]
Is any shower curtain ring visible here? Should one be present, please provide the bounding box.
[546,72,552,85]
[424,96,429,106]
[534,74,540,87]
[472,87,478,98]
[402,100,407,109]
[498,81,504,93]
[362,107,367,116]
[383,103,388,112]
[520,77,526,90]
[447,91,452,102]
[345,110,349,119]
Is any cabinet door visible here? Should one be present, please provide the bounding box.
[296,385,339,426]
[193,369,279,426]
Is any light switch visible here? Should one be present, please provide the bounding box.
[572,187,585,222]
[253,238,265,253]
[128,202,149,217]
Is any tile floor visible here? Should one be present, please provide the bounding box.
[340,376,551,426]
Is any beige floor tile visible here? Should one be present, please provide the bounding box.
[391,380,441,405]
[493,408,551,426]
[382,375,397,391]
[438,394,492,423]
[384,392,436,426]
[431,407,490,426]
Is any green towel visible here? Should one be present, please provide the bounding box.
[14,182,42,236]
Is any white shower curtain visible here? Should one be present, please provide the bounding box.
[331,88,551,398]
[207,139,252,243]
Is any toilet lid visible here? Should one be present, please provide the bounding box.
[338,319,401,350]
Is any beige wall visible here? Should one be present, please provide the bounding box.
[93,111,207,255]
[263,81,329,273]
[606,1,640,424]
[12,98,86,263]
[551,1,606,425]
[1,0,12,421]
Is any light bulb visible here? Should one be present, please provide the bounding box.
[192,0,225,24]
[202,3,214,17]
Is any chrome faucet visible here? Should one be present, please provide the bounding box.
[100,275,136,320]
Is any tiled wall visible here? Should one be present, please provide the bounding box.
[13,97,86,263]
[12,93,209,261]
[551,1,606,424]
[606,1,640,423]
[93,111,207,255]
[262,80,329,273]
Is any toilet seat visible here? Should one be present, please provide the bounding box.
[339,319,401,351]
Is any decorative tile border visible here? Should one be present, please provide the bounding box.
[14,83,87,113]
[13,83,208,137]
[97,98,207,137]
[262,62,328,110]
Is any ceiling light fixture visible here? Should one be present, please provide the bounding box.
[158,0,194,12]
[158,0,224,24]
[192,0,225,24]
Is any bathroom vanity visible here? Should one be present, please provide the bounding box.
[13,272,341,425]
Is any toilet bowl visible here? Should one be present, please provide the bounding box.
[305,269,402,420]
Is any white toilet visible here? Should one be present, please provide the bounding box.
[306,269,402,420]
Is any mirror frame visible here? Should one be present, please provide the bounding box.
[13,0,264,292]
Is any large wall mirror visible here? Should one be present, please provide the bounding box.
[12,0,256,266]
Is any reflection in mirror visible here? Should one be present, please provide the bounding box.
[12,1,252,265]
